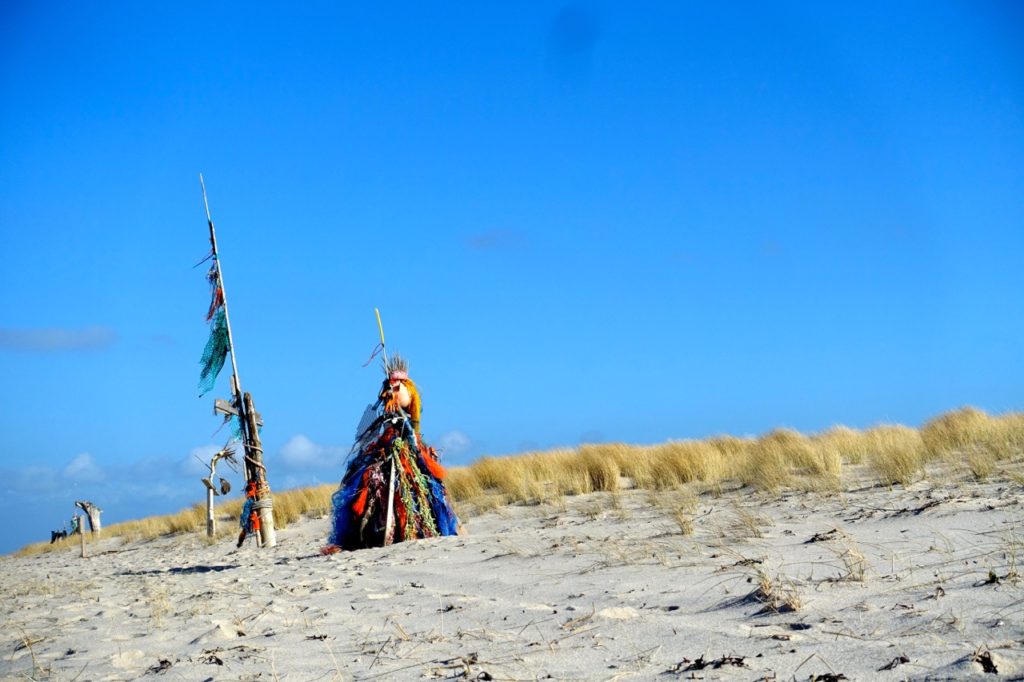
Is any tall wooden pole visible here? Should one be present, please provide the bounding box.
[200,174,245,451]
[199,174,276,548]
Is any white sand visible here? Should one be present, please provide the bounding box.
[3,472,1022,681]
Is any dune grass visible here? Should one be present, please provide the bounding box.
[14,406,1024,556]
[439,407,1023,510]
[863,425,927,485]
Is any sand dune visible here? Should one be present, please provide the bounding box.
[3,470,1022,681]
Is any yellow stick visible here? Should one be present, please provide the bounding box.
[374,308,390,369]
[374,308,386,347]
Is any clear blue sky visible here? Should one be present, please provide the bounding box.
[1,2,1022,553]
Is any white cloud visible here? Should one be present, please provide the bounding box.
[10,465,61,493]
[279,435,345,470]
[436,430,472,457]
[0,325,116,351]
[64,453,105,483]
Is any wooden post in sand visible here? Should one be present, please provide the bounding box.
[206,485,216,538]
[242,392,276,547]
[201,446,235,538]
[77,515,86,558]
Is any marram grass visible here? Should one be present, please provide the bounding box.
[14,406,1024,556]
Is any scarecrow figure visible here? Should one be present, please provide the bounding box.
[325,354,459,551]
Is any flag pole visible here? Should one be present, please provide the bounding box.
[199,174,276,548]
[200,174,245,427]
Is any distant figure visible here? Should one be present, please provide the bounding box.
[68,516,80,535]
[50,529,67,543]
[324,354,459,552]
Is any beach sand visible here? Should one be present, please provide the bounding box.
[3,470,1022,681]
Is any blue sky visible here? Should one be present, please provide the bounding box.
[1,2,1022,553]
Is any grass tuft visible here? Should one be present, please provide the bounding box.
[921,407,992,458]
[865,425,927,486]
[813,425,870,465]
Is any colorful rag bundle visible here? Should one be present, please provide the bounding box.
[237,480,263,547]
[328,361,459,551]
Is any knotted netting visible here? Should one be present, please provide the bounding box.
[199,307,230,396]
[198,261,231,397]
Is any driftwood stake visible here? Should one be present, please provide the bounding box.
[77,515,86,558]
[75,501,102,537]
[201,447,236,538]
[206,486,215,538]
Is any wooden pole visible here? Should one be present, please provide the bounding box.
[199,174,276,548]
[206,486,215,538]
[200,175,251,480]
[244,391,276,547]
[78,515,86,558]
[199,176,244,421]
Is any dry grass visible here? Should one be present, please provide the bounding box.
[723,567,802,615]
[989,413,1024,457]
[920,408,1024,472]
[813,426,871,465]
[650,489,699,535]
[729,503,773,539]
[671,507,695,536]
[453,447,620,506]
[13,405,1024,556]
[824,531,867,582]
[737,429,813,492]
[104,502,209,543]
[446,466,484,499]
[751,569,802,614]
[967,449,997,481]
[272,484,335,525]
[634,440,727,490]
[921,407,993,458]
[864,424,928,486]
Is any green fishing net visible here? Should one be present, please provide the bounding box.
[199,308,230,396]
